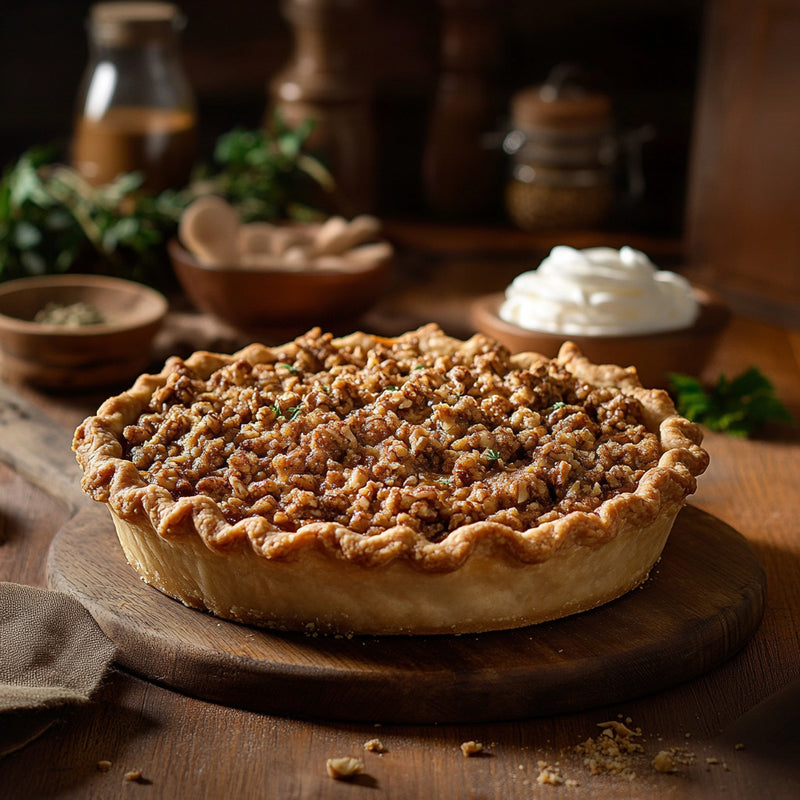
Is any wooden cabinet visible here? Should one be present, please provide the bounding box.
[686,0,800,320]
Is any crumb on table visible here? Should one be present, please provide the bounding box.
[536,760,565,785]
[326,756,364,780]
[364,738,386,753]
[460,740,484,757]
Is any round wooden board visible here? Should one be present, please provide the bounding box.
[46,504,765,724]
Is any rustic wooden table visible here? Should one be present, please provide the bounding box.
[1,226,799,798]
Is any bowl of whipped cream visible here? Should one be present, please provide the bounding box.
[471,245,730,388]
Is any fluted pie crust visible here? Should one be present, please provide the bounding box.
[73,325,708,635]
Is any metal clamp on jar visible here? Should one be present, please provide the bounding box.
[503,68,617,232]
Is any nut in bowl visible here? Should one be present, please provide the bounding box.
[169,196,393,329]
[470,246,731,389]
[0,274,168,390]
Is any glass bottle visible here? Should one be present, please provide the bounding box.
[503,70,617,231]
[71,1,197,194]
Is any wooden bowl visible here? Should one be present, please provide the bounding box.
[168,237,391,330]
[470,287,731,388]
[0,274,168,390]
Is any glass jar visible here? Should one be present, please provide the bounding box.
[503,78,617,231]
[70,2,197,194]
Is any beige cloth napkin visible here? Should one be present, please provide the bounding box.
[0,582,116,756]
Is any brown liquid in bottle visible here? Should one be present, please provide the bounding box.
[71,106,196,194]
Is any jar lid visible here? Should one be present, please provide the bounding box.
[88,2,185,46]
[510,85,612,134]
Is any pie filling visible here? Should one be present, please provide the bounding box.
[73,324,709,635]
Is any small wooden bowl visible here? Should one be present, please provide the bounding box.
[471,287,730,388]
[168,237,391,330]
[0,274,168,390]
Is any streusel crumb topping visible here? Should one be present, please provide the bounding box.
[119,328,661,541]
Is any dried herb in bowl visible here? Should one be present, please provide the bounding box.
[34,301,105,326]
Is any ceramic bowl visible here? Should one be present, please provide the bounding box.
[0,274,168,390]
[168,236,391,331]
[470,286,730,388]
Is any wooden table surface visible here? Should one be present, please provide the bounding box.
[2,226,799,799]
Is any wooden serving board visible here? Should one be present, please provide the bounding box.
[0,380,767,724]
[45,504,765,724]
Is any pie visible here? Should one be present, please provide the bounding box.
[73,324,708,635]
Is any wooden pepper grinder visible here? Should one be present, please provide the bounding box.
[269,0,376,216]
[422,0,501,218]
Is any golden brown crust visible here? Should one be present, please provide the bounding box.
[73,324,708,634]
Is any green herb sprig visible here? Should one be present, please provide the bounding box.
[0,147,183,284]
[669,368,794,437]
[191,115,333,223]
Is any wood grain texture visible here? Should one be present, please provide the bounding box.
[2,237,799,799]
[46,503,764,724]
[0,379,85,513]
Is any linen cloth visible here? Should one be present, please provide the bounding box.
[0,582,115,755]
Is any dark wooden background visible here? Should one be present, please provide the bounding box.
[2,0,799,317]
[0,0,702,235]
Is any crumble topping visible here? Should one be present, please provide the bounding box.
[119,327,662,541]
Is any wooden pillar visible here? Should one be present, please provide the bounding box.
[422,0,502,219]
[685,0,800,320]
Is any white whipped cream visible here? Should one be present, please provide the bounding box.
[499,245,699,336]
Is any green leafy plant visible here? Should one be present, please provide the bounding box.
[190,115,334,222]
[0,148,184,285]
[669,368,794,437]
[0,114,333,285]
